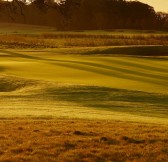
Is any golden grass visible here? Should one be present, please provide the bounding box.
[1,50,168,93]
[1,34,168,48]
[0,50,168,123]
[0,119,167,162]
[0,22,168,48]
[0,23,168,161]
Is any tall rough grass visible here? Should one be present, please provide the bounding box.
[0,33,168,48]
[0,119,168,162]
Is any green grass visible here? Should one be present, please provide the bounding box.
[1,23,168,162]
[0,48,168,123]
[0,23,168,123]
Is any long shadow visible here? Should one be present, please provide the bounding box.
[45,85,168,118]
[0,50,44,61]
[1,50,167,86]
[96,57,168,73]
[50,60,168,81]
[48,61,168,86]
[84,46,168,56]
[0,66,5,72]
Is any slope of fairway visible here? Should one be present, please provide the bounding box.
[1,49,168,93]
[0,49,168,123]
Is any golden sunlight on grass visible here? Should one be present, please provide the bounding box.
[0,23,168,162]
[0,23,168,48]
[0,119,167,162]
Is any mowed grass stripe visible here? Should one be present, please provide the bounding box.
[2,50,168,86]
[1,51,167,90]
[3,56,168,84]
[47,61,168,86]
[94,57,168,74]
[0,72,167,121]
[2,58,167,86]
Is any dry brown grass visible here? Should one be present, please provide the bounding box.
[1,33,168,48]
[0,119,167,162]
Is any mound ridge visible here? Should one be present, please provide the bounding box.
[0,75,38,92]
[0,75,167,120]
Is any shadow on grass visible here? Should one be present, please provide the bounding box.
[1,50,168,86]
[0,75,167,118]
[0,66,5,72]
[84,46,168,56]
[0,75,38,92]
[45,85,168,118]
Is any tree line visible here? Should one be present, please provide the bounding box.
[0,0,168,30]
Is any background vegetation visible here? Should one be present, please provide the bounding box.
[0,0,168,30]
[0,23,168,49]
[0,8,168,161]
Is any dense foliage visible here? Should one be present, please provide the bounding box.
[0,0,168,30]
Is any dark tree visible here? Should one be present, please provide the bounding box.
[0,0,167,30]
[58,0,81,30]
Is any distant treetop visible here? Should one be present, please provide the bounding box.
[0,0,167,30]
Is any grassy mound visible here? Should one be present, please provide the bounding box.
[0,75,38,92]
[0,75,167,121]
